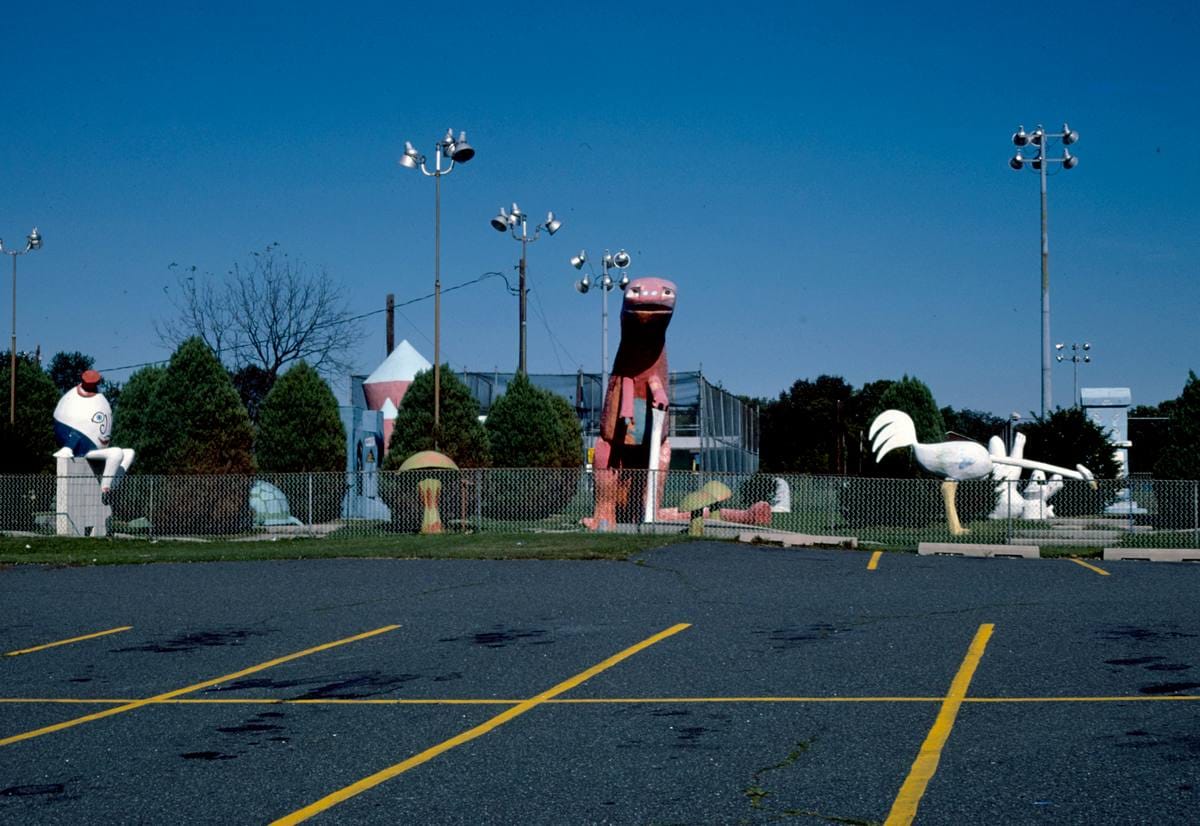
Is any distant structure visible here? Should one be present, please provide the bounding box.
[1080,387,1132,475]
[363,340,431,453]
[339,340,433,521]
[461,370,759,473]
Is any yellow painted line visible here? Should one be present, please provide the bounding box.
[965,695,1200,703]
[867,550,883,571]
[0,625,399,748]
[4,626,132,657]
[1068,558,1110,576]
[885,623,993,826]
[271,622,691,826]
[0,693,1197,707]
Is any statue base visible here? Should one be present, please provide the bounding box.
[55,450,111,537]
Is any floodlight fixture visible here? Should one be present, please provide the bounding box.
[396,128,477,430]
[493,199,564,374]
[570,250,587,270]
[1008,120,1081,415]
[450,131,475,162]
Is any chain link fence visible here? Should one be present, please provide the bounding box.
[1,469,1198,549]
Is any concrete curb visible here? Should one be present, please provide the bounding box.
[738,531,858,549]
[1103,547,1200,563]
[918,542,1039,559]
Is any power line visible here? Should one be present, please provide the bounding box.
[97,271,519,375]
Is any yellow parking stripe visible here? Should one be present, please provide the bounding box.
[5,626,132,657]
[0,693,1196,707]
[271,622,691,826]
[867,551,883,571]
[1068,558,1110,576]
[885,623,994,826]
[0,625,399,748]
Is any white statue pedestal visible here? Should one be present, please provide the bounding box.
[55,450,111,537]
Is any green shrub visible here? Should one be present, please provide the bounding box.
[256,361,346,522]
[385,366,490,469]
[110,365,165,458]
[1150,372,1200,529]
[482,375,581,520]
[0,352,58,473]
[125,339,255,534]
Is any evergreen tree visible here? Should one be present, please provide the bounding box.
[256,361,346,522]
[941,407,1005,444]
[1019,407,1120,518]
[257,362,344,472]
[760,375,855,474]
[232,364,274,423]
[109,365,165,463]
[0,352,58,472]
[1020,408,1120,480]
[47,351,94,394]
[547,390,584,468]
[485,373,573,467]
[480,374,581,520]
[842,375,954,528]
[1128,401,1176,476]
[1154,372,1200,480]
[131,338,255,533]
[859,375,946,479]
[384,366,490,468]
[139,338,255,475]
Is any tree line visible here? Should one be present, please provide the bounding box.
[758,372,1200,481]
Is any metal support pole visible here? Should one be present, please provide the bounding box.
[518,235,528,375]
[386,293,395,355]
[1040,145,1052,417]
[601,280,609,392]
[433,168,442,432]
[9,254,16,426]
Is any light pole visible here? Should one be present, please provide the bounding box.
[571,248,631,393]
[1055,341,1091,408]
[398,129,476,431]
[490,203,562,375]
[1,227,43,425]
[1010,122,1079,416]
[1006,411,1021,453]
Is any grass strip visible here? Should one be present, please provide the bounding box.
[0,532,707,566]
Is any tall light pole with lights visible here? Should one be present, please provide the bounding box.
[1,227,43,425]
[398,129,476,430]
[490,203,561,375]
[570,248,631,393]
[1055,341,1091,408]
[1010,122,1079,416]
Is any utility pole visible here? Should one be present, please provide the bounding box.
[1010,122,1079,417]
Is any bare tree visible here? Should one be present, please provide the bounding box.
[158,244,361,381]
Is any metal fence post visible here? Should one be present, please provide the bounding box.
[307,473,314,532]
[1005,479,1013,546]
[1193,480,1198,548]
[149,476,155,542]
[475,468,483,533]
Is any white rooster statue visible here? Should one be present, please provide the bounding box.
[868,409,1096,535]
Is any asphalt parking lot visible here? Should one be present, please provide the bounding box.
[2,542,1198,825]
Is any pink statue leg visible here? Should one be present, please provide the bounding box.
[582,439,618,531]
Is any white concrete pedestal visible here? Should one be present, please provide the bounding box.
[55,450,111,537]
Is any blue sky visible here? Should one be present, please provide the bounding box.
[1,1,1196,417]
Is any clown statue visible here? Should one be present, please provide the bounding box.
[53,370,135,494]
